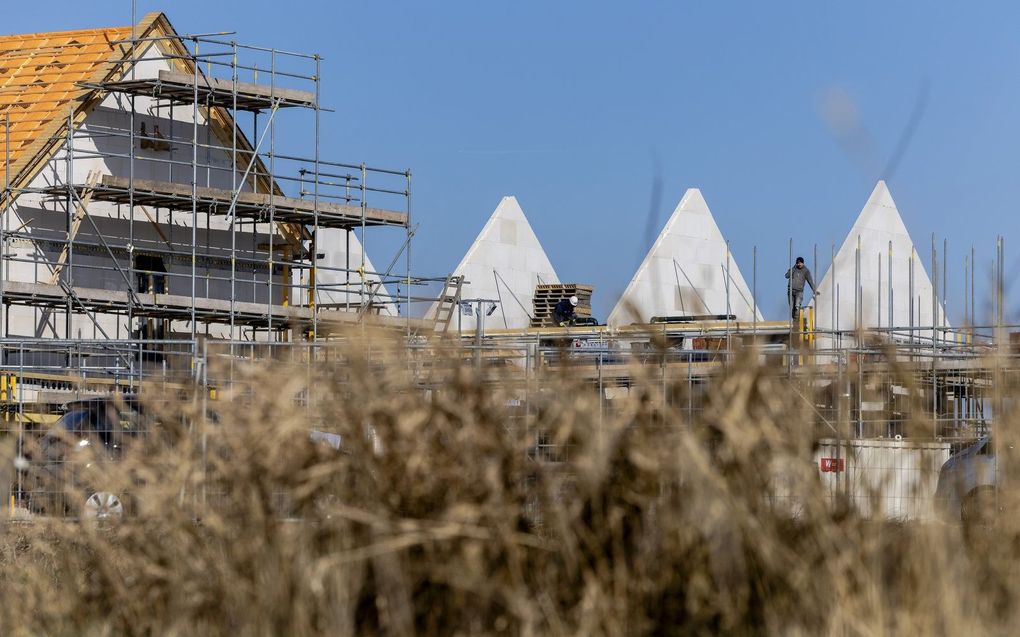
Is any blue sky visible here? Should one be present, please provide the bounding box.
[8,2,1019,322]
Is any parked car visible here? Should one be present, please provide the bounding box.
[27,395,146,518]
[934,437,997,527]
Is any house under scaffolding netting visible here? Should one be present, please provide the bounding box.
[0,12,420,352]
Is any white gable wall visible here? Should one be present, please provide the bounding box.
[810,181,947,343]
[314,228,396,316]
[608,188,761,326]
[426,196,558,331]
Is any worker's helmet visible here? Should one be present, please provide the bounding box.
[569,296,579,306]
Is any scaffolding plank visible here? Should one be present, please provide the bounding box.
[0,280,425,330]
[93,69,316,110]
[52,175,407,229]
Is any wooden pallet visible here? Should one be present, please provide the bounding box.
[531,283,594,327]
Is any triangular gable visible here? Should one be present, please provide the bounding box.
[426,196,559,330]
[0,13,304,249]
[608,188,761,325]
[810,181,947,335]
[316,228,397,315]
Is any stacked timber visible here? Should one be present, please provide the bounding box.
[530,284,593,327]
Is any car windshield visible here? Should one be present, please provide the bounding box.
[53,400,145,446]
[56,409,93,433]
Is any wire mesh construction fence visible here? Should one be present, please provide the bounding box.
[0,334,1005,520]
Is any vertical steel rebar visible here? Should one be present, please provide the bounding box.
[252,105,259,306]
[998,236,1005,328]
[65,107,74,341]
[931,235,938,436]
[129,0,136,349]
[813,243,817,294]
[344,230,350,312]
[971,244,975,336]
[16,344,23,509]
[964,252,969,330]
[724,241,731,357]
[128,54,136,344]
[833,241,843,495]
[267,49,277,340]
[943,237,948,342]
[406,169,412,335]
[888,241,893,332]
[932,234,938,344]
[909,247,915,344]
[752,245,757,336]
[994,238,999,334]
[230,42,238,344]
[190,38,199,342]
[788,238,793,374]
[831,243,836,350]
[854,236,860,333]
[360,162,367,318]
[313,55,321,341]
[2,112,8,337]
[877,251,882,328]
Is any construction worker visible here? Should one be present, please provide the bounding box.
[553,296,578,326]
[785,257,817,322]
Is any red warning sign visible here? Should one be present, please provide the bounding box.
[820,458,845,473]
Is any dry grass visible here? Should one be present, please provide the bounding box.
[0,337,1017,636]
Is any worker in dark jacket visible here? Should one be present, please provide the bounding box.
[553,296,578,326]
[785,257,817,321]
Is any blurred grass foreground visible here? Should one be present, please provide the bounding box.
[0,332,1017,636]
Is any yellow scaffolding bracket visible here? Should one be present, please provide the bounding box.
[0,374,16,404]
[798,307,815,366]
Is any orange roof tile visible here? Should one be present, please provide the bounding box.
[0,13,306,248]
[0,25,134,185]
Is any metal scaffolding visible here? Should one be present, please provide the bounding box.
[0,23,419,347]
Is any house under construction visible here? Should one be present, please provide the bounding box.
[0,12,416,350]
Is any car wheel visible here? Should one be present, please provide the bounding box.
[84,492,124,520]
